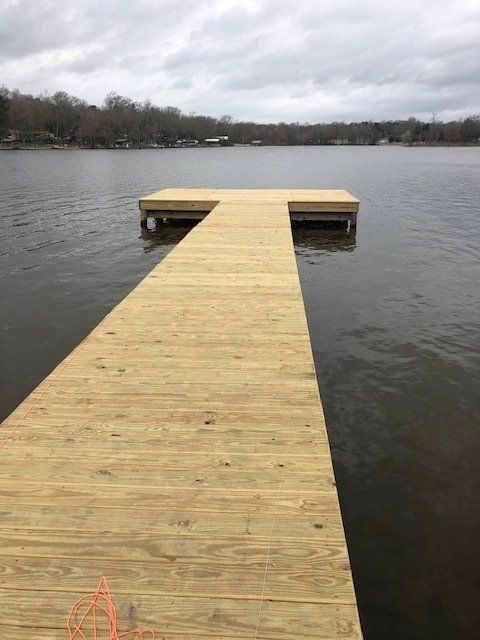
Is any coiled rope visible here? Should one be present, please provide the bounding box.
[67,576,155,640]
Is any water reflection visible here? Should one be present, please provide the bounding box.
[292,223,357,252]
[141,220,357,254]
[139,220,199,251]
[139,220,357,253]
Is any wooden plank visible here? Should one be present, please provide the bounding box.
[0,501,344,539]
[0,529,349,564]
[0,554,355,604]
[0,460,336,491]
[288,203,357,213]
[0,590,362,638]
[0,630,285,640]
[143,200,218,211]
[0,447,333,470]
[0,190,362,639]
[6,424,328,453]
[0,482,335,515]
[0,628,360,640]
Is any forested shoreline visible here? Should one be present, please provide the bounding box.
[1,86,479,147]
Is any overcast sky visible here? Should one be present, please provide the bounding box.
[1,0,479,123]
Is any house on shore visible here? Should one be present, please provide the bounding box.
[114,137,130,149]
[1,129,56,148]
[204,135,229,147]
[31,131,55,143]
[0,129,21,149]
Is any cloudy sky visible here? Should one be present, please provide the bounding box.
[1,0,479,123]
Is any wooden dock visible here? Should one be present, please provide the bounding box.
[0,189,362,639]
[139,188,359,227]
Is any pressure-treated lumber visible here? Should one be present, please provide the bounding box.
[0,190,362,639]
[139,188,360,226]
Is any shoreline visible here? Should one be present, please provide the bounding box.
[1,142,479,151]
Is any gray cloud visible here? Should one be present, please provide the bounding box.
[1,0,479,121]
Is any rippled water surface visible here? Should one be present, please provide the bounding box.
[1,147,479,639]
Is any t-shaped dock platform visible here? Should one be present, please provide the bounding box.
[139,188,359,227]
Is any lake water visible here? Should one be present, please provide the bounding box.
[1,146,479,639]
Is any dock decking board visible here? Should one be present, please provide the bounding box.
[0,190,362,639]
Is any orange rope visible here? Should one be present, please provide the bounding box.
[67,577,155,640]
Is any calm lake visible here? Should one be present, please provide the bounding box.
[1,146,479,639]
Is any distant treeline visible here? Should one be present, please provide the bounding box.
[1,86,479,147]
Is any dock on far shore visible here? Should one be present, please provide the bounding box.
[0,188,362,639]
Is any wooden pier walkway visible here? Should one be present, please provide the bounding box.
[0,190,362,639]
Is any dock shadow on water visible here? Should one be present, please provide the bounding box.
[139,220,199,252]
[291,222,357,253]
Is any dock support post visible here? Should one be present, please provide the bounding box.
[140,209,148,229]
